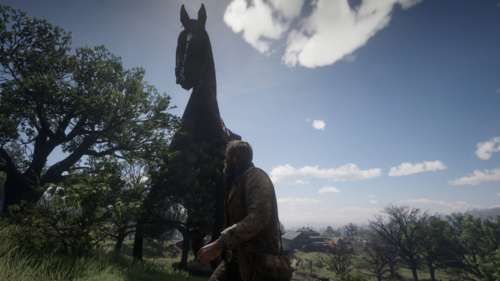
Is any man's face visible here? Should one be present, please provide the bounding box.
[223,153,236,176]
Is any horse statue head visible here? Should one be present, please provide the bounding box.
[175,4,212,91]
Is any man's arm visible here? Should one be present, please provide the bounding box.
[220,169,273,250]
[197,238,224,266]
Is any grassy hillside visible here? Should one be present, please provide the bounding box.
[0,222,206,281]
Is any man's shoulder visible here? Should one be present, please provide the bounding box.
[244,167,273,185]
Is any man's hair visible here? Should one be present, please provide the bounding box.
[226,140,253,165]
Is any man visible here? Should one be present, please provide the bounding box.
[197,140,286,281]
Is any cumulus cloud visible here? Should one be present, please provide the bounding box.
[367,194,375,198]
[223,0,304,53]
[278,197,321,205]
[270,163,382,184]
[448,167,500,186]
[224,0,423,68]
[318,186,340,194]
[389,160,447,176]
[400,198,482,210]
[312,120,326,130]
[475,136,500,160]
[369,200,377,204]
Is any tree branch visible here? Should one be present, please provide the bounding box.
[41,135,98,185]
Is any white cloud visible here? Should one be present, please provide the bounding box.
[305,118,311,122]
[223,0,304,53]
[339,207,379,213]
[319,207,330,211]
[318,186,340,194]
[343,54,356,63]
[224,0,422,68]
[498,193,500,197]
[388,160,447,176]
[367,194,375,198]
[278,197,321,205]
[448,167,500,186]
[400,198,482,210]
[312,120,325,130]
[270,163,382,184]
[475,136,500,160]
[369,200,377,204]
[289,207,296,210]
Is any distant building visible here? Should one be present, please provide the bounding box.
[296,227,321,237]
[282,231,328,253]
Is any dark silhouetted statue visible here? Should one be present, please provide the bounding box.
[133,4,240,269]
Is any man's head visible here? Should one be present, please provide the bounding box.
[224,140,253,175]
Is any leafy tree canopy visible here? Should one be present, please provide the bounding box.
[0,5,180,211]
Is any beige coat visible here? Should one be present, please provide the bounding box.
[210,165,280,281]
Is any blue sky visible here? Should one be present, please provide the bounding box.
[4,0,499,229]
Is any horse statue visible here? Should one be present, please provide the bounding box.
[132,3,240,269]
[173,2,241,264]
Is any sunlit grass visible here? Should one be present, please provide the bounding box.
[0,221,205,281]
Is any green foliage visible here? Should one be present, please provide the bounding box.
[336,273,369,281]
[446,213,500,280]
[0,4,180,211]
[8,156,145,257]
[146,142,224,236]
[0,221,203,280]
[479,247,500,281]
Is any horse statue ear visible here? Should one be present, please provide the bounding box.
[198,4,207,30]
[181,4,190,28]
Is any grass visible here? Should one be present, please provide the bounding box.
[102,238,216,279]
[0,222,206,281]
[291,247,456,281]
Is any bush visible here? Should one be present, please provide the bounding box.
[8,157,142,257]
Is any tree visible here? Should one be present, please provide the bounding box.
[8,156,142,257]
[419,216,458,281]
[479,247,500,281]
[324,226,335,238]
[344,223,358,239]
[369,205,429,281]
[316,240,355,275]
[0,5,180,214]
[446,213,500,281]
[361,233,395,281]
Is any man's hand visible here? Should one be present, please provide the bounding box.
[197,239,224,266]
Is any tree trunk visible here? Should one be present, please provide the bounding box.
[429,266,435,281]
[1,173,42,214]
[132,230,143,261]
[389,264,395,278]
[411,267,419,281]
[115,227,127,253]
[179,228,191,270]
